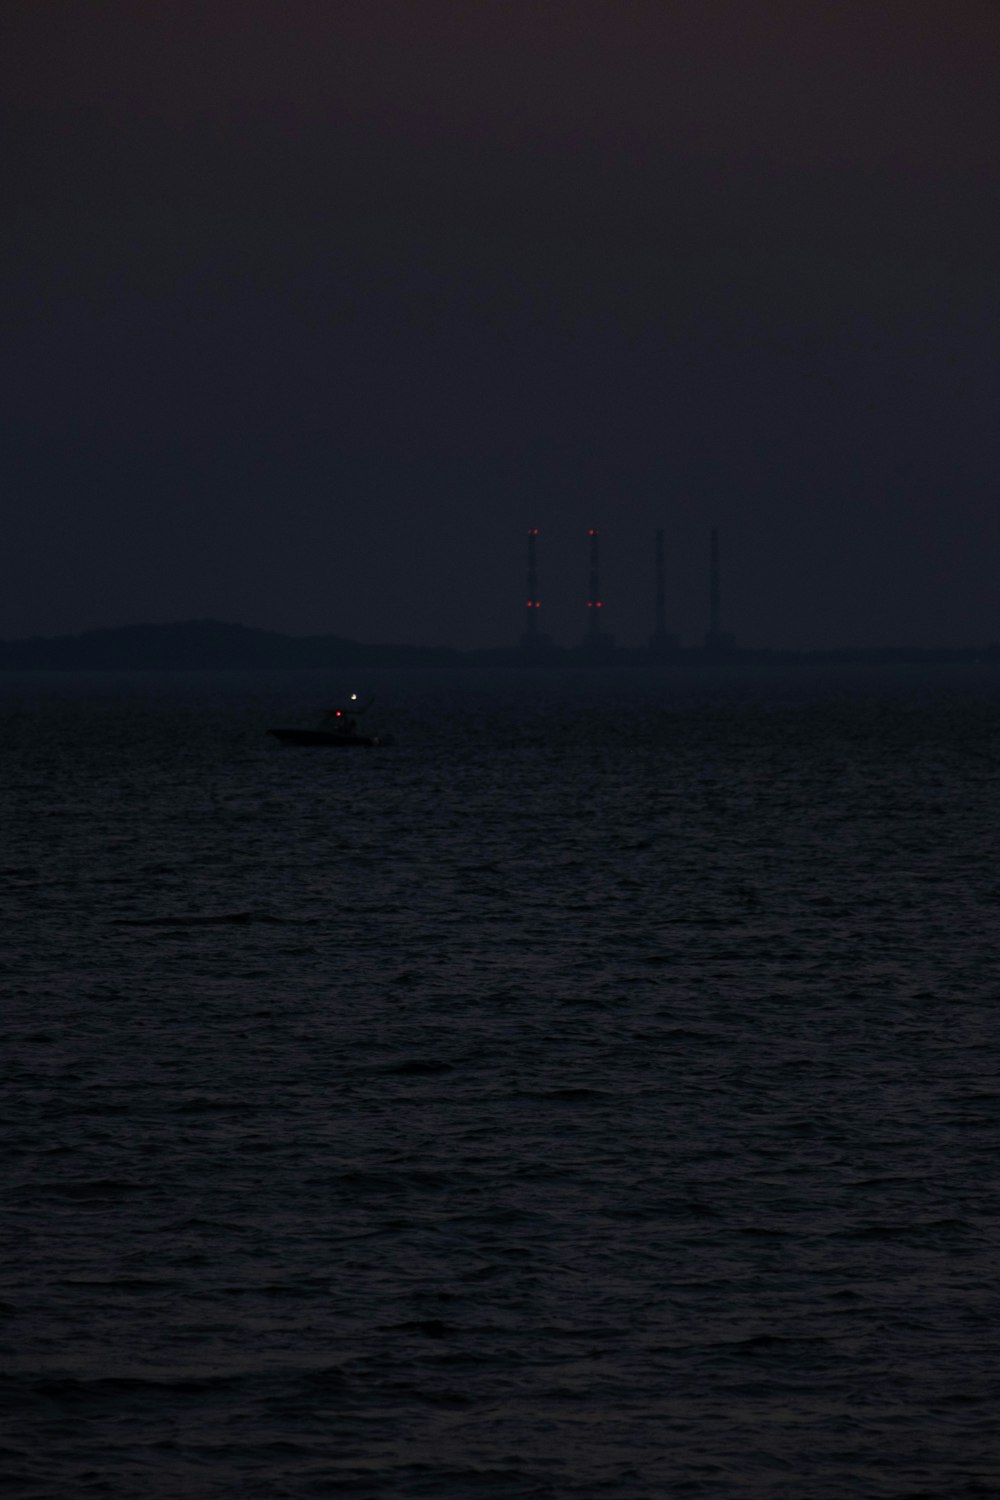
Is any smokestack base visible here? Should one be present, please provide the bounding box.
[578,631,617,654]
[704,631,737,656]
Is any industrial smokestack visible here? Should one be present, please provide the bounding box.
[709,526,720,642]
[586,527,602,642]
[525,528,539,640]
[582,528,615,652]
[520,528,550,652]
[655,528,666,639]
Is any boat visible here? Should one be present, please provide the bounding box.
[268,694,394,747]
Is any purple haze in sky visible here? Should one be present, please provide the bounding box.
[4,1,998,649]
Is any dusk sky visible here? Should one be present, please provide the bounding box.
[5,1,998,650]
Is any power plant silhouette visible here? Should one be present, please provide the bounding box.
[520,526,735,654]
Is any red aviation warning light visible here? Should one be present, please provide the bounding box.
[586,528,603,640]
[522,526,548,648]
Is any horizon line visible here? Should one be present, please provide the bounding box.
[2,616,1000,662]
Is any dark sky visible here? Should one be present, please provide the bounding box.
[4,0,998,650]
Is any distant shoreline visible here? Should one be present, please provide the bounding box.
[2,619,999,671]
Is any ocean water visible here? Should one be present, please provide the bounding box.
[3,664,1000,1498]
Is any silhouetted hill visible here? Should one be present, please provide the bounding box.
[0,619,462,670]
[1,619,999,670]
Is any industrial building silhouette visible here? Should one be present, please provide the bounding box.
[520,525,736,654]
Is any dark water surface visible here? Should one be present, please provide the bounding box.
[4,665,1000,1497]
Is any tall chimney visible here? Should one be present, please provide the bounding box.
[586,527,602,642]
[654,528,666,639]
[525,527,539,640]
[709,526,722,641]
[520,527,551,651]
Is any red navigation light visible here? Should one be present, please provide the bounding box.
[335,710,342,716]
[528,528,539,535]
[588,527,598,536]
[596,601,603,608]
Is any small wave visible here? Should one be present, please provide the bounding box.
[297,1364,351,1390]
[520,1086,611,1101]
[658,1026,729,1043]
[384,1318,454,1338]
[174,1095,253,1113]
[216,1280,328,1300]
[113,911,296,928]
[384,1058,456,1076]
[725,1332,829,1352]
[10,1178,140,1204]
[836,1222,924,1241]
[8,1372,243,1402]
[62,1276,176,1293]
